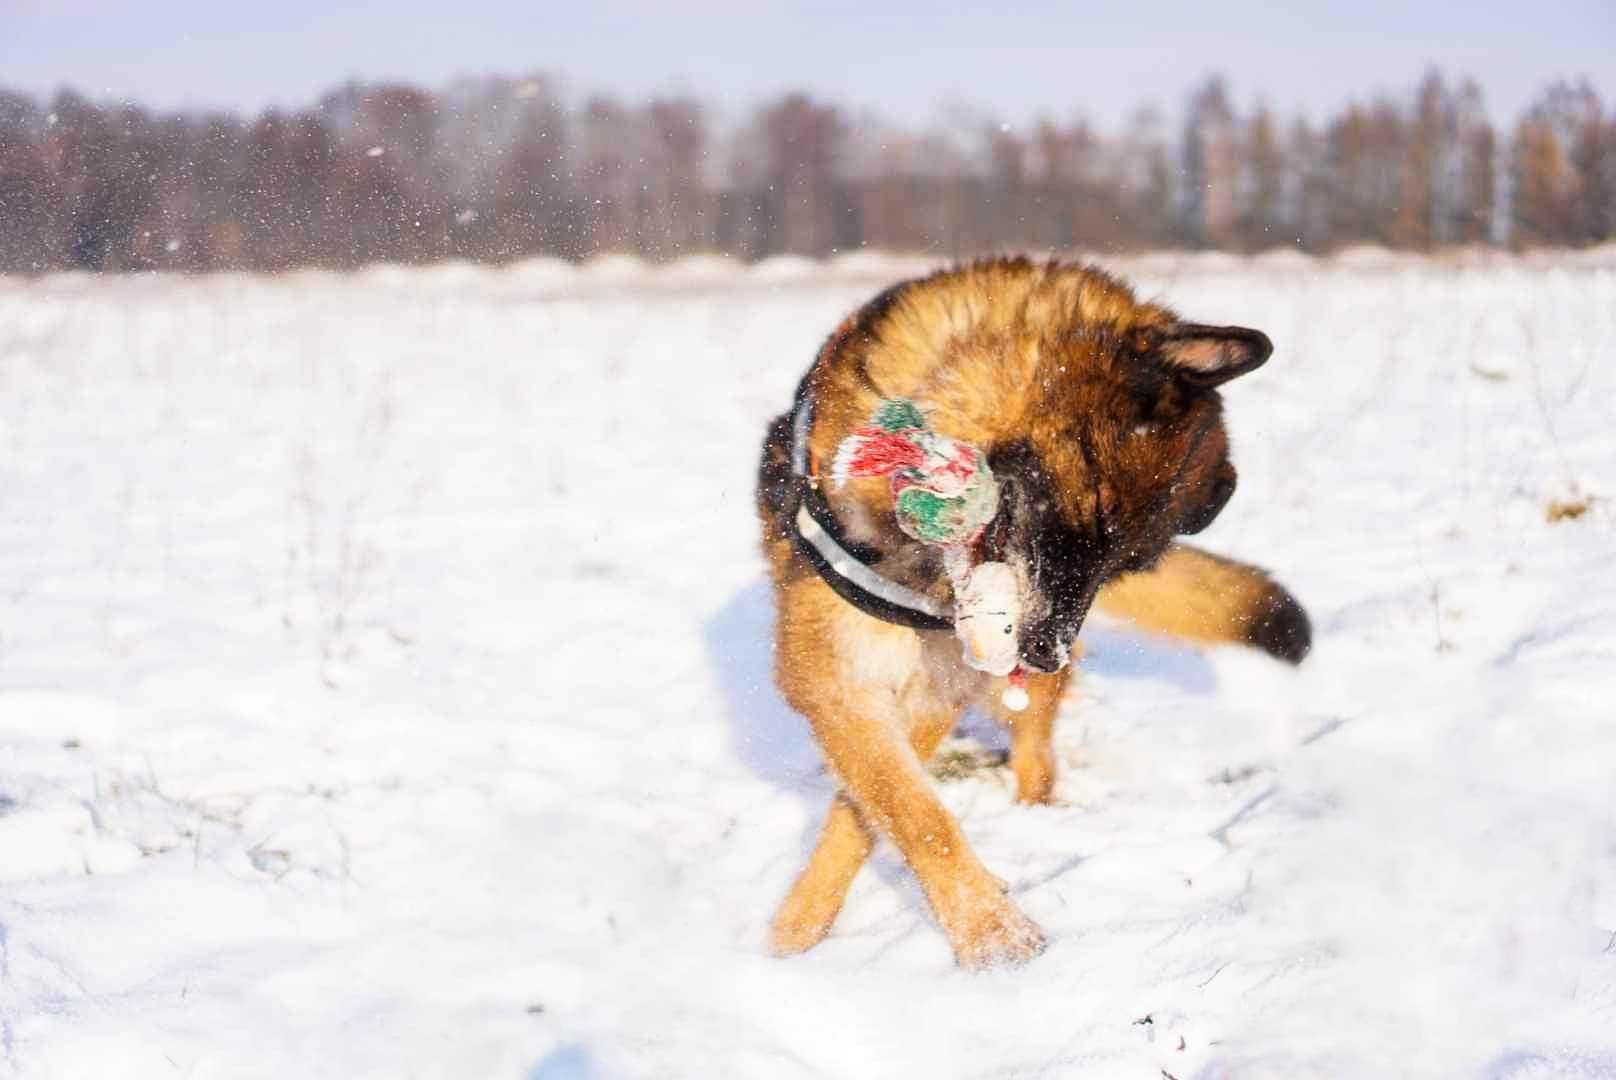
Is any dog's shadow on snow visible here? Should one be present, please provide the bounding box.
[704,582,1218,799]
[704,581,826,796]
[1078,620,1219,695]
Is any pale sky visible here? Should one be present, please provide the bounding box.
[3,1,1612,130]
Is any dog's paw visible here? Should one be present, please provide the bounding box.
[949,896,1047,970]
[768,890,838,957]
[768,912,830,957]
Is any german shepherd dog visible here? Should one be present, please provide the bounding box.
[755,258,1310,969]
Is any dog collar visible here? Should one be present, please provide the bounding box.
[788,382,954,631]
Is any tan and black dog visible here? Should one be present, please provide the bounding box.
[755,257,1309,969]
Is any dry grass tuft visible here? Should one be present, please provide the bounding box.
[1545,495,1593,523]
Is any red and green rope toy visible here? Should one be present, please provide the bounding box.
[830,398,999,546]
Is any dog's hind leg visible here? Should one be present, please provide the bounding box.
[769,707,955,957]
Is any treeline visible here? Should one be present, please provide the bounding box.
[0,70,1612,274]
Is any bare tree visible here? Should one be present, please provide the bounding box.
[1181,77,1238,248]
[757,93,845,256]
[1510,81,1603,246]
[1239,104,1285,250]
[0,91,64,272]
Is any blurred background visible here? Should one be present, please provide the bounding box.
[1,0,1613,273]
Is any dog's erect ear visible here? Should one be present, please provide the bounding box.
[1158,324,1272,388]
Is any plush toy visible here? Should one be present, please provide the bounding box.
[833,398,1030,710]
[953,560,1021,675]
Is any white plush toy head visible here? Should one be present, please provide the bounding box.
[954,561,1022,678]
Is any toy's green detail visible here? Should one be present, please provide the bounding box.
[873,398,928,432]
[833,398,999,547]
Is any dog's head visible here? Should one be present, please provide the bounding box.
[980,320,1272,673]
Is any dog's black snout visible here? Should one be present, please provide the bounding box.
[1019,626,1066,673]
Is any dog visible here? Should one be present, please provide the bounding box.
[755,257,1310,969]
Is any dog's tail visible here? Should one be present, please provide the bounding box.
[1093,542,1311,664]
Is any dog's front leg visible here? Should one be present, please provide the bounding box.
[805,691,1046,969]
[991,667,1074,805]
[769,792,872,956]
[770,706,956,957]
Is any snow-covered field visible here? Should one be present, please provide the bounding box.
[1,250,1613,1079]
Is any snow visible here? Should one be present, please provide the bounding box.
[0,253,1613,1078]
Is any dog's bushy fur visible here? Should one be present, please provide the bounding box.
[756,258,1309,968]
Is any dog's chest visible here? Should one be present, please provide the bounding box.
[832,612,922,690]
[829,607,987,715]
